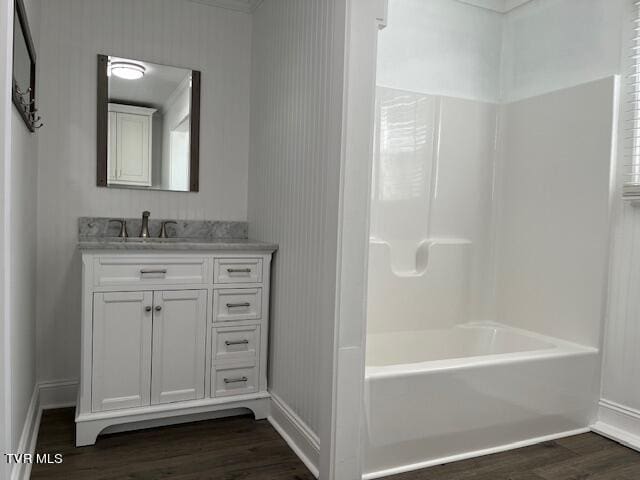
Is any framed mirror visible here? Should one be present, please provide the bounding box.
[97,55,201,192]
[12,0,38,132]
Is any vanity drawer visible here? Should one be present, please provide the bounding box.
[212,364,258,397]
[213,288,262,322]
[213,325,260,363]
[93,256,208,287]
[214,258,262,284]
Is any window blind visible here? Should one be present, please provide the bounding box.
[625,0,640,196]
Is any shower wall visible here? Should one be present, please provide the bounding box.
[367,0,500,334]
[367,92,497,334]
[494,78,616,348]
[368,0,618,345]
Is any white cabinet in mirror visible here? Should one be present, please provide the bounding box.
[97,55,201,192]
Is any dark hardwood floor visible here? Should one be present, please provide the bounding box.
[31,408,314,479]
[386,433,640,480]
[32,408,640,479]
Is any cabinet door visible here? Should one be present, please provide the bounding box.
[92,291,153,412]
[115,112,152,186]
[151,290,207,404]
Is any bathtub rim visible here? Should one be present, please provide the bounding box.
[366,322,599,380]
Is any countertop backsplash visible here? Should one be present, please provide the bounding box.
[79,217,249,240]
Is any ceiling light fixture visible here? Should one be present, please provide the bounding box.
[109,61,146,80]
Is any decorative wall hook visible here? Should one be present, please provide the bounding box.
[13,82,43,132]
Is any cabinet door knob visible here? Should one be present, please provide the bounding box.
[145,306,152,312]
[155,305,162,312]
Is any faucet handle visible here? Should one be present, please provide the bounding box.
[108,219,128,238]
[159,221,177,239]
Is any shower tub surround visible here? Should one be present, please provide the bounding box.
[363,324,600,479]
[365,69,617,477]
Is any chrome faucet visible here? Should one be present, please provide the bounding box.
[140,211,151,238]
[159,220,177,238]
[108,218,128,238]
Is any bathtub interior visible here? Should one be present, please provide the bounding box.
[365,324,558,368]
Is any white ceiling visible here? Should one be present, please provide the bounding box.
[186,0,263,13]
[108,56,190,110]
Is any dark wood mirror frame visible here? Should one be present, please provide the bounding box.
[12,0,37,133]
[96,54,201,192]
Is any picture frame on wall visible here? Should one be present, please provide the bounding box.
[12,0,40,132]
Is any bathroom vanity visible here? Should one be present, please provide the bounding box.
[75,219,277,446]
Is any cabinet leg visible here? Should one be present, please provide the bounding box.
[75,422,104,447]
[249,397,270,420]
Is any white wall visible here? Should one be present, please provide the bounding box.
[161,79,191,190]
[9,102,39,454]
[0,0,41,472]
[494,77,617,348]
[602,204,640,412]
[501,0,625,102]
[377,0,503,103]
[378,0,625,104]
[595,0,640,450]
[248,0,345,469]
[36,0,251,384]
[597,201,640,444]
[0,0,13,475]
[6,0,41,469]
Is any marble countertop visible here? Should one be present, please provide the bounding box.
[78,237,278,252]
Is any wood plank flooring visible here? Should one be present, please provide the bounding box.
[32,408,640,479]
[386,433,640,480]
[31,408,314,479]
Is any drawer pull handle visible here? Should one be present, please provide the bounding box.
[227,268,251,273]
[224,376,248,384]
[226,302,251,308]
[140,268,167,275]
[225,339,249,346]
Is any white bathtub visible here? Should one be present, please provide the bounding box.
[363,324,600,479]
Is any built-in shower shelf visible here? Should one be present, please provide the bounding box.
[426,238,472,246]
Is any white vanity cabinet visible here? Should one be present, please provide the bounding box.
[76,248,274,446]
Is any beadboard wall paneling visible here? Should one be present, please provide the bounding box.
[0,0,10,470]
[9,0,40,458]
[36,0,251,383]
[248,0,344,439]
[602,202,640,412]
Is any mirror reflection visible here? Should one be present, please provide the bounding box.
[104,56,198,192]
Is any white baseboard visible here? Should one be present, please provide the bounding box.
[38,379,78,409]
[592,399,640,452]
[9,386,41,480]
[268,392,320,478]
[9,380,78,480]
